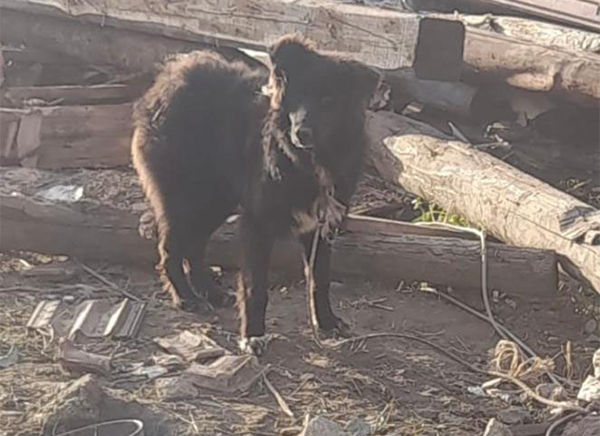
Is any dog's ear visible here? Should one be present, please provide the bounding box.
[268,35,316,80]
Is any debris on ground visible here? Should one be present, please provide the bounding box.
[482,418,513,436]
[34,374,169,436]
[301,416,350,436]
[561,414,600,436]
[0,346,19,369]
[184,354,263,394]
[58,339,112,376]
[497,407,530,425]
[154,329,225,362]
[27,298,146,339]
[345,417,372,436]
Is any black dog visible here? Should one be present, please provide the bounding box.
[131,36,380,355]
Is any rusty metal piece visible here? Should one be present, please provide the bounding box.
[184,354,263,393]
[27,299,61,329]
[58,339,112,376]
[27,299,146,339]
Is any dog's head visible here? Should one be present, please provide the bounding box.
[267,35,381,152]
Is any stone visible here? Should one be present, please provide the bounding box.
[155,376,199,401]
[346,417,372,436]
[561,415,600,436]
[536,383,566,401]
[37,375,169,436]
[497,407,529,425]
[483,418,513,436]
[301,416,350,436]
[584,319,599,335]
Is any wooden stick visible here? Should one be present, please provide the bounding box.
[263,372,294,419]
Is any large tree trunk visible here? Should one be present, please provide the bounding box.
[0,0,465,80]
[367,111,600,292]
[0,168,557,297]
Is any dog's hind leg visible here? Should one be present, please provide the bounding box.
[187,194,238,308]
[157,223,203,312]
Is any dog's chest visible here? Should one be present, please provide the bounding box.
[290,166,346,236]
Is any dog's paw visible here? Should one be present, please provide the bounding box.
[319,316,351,340]
[173,294,213,314]
[239,335,272,356]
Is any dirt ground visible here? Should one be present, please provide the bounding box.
[1,247,598,436]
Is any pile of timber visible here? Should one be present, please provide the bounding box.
[0,0,599,296]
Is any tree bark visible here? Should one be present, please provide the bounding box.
[0,168,557,296]
[367,111,600,292]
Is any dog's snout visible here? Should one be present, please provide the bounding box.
[296,127,314,147]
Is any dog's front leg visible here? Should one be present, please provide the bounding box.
[300,232,350,338]
[237,216,274,356]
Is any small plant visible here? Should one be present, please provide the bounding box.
[411,197,472,227]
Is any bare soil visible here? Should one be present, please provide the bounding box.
[1,248,598,436]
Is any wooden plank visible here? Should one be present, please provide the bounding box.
[367,110,600,293]
[476,0,600,33]
[0,0,465,80]
[0,168,557,296]
[0,104,133,168]
[4,85,138,106]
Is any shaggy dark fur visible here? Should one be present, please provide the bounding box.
[131,37,380,355]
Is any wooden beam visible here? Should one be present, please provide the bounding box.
[0,104,133,168]
[0,0,465,80]
[367,110,600,293]
[0,168,557,296]
[475,0,600,33]
[0,9,207,76]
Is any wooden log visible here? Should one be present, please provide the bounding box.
[462,26,600,104]
[0,104,132,168]
[460,15,600,55]
[0,168,557,296]
[474,0,600,33]
[367,111,600,293]
[1,0,465,81]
